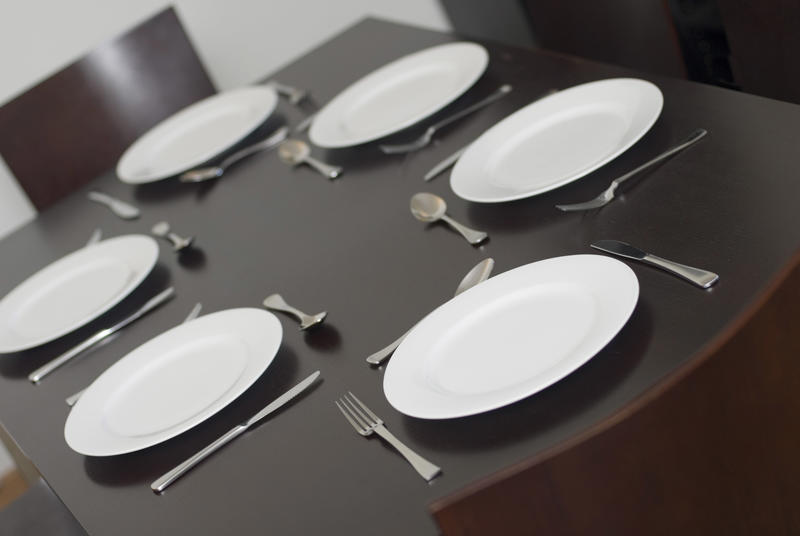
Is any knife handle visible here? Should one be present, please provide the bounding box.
[643,254,719,288]
[151,425,247,493]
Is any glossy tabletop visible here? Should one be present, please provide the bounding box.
[1,18,800,535]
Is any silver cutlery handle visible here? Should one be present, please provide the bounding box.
[218,127,288,169]
[151,425,247,493]
[85,229,103,247]
[611,128,708,190]
[441,214,488,245]
[304,156,342,179]
[374,425,441,481]
[29,331,108,383]
[263,294,306,321]
[643,254,719,288]
[29,287,175,383]
[65,389,85,406]
[365,327,412,365]
[429,84,512,134]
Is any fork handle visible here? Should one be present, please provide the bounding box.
[612,128,708,189]
[374,425,441,481]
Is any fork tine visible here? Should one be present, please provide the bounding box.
[347,391,381,423]
[342,394,374,427]
[335,400,366,433]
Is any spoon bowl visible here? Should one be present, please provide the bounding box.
[278,139,342,179]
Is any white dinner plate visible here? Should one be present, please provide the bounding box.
[0,235,158,353]
[309,42,489,148]
[65,308,282,456]
[117,86,279,183]
[450,78,663,203]
[384,255,639,419]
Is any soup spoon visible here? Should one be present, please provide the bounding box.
[278,139,342,179]
[410,192,488,245]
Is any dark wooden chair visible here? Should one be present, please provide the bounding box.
[715,0,800,104]
[440,0,736,88]
[0,7,216,211]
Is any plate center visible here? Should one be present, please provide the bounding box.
[487,103,629,190]
[425,284,596,396]
[102,335,249,437]
[341,63,461,136]
[10,259,131,338]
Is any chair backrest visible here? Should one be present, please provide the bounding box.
[0,7,216,211]
[715,0,800,104]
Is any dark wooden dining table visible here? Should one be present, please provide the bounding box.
[1,18,799,536]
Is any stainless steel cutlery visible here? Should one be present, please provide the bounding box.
[336,391,441,481]
[366,258,494,365]
[262,294,327,330]
[87,191,140,220]
[151,221,194,252]
[152,370,321,493]
[278,139,342,179]
[556,128,708,211]
[179,126,289,183]
[591,240,719,288]
[267,80,309,105]
[379,84,512,154]
[410,192,488,245]
[28,287,176,383]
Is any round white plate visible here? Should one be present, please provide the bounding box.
[450,78,663,203]
[309,42,489,148]
[384,255,639,419]
[117,86,279,183]
[0,235,158,353]
[65,308,282,456]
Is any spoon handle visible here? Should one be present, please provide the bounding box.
[304,156,342,179]
[263,294,307,323]
[219,126,289,169]
[440,214,488,245]
[366,327,413,365]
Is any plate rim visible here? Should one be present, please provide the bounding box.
[117,85,279,184]
[0,235,159,353]
[383,254,640,419]
[64,307,283,456]
[450,77,664,203]
[309,41,489,148]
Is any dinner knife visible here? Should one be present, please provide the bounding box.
[424,146,468,182]
[590,240,719,288]
[28,287,176,383]
[151,370,321,493]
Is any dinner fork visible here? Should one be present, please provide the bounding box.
[379,84,512,154]
[336,392,441,481]
[555,128,707,212]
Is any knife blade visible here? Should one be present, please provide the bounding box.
[151,370,321,493]
[591,240,719,288]
[424,146,468,182]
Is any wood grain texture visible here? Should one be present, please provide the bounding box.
[0,7,215,210]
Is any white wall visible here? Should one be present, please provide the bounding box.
[0,0,451,240]
[0,0,450,476]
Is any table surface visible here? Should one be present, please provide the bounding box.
[1,18,800,536]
